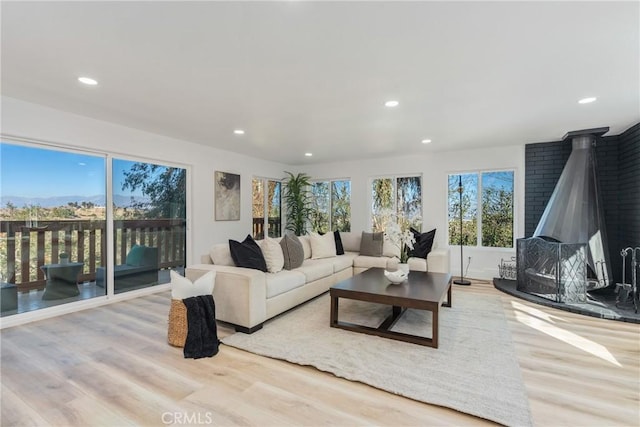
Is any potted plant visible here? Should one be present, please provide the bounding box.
[283,171,312,236]
[59,252,70,264]
[378,209,421,274]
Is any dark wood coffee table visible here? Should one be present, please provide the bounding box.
[330,268,452,348]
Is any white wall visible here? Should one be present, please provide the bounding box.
[300,145,525,280]
[1,95,525,282]
[1,96,291,264]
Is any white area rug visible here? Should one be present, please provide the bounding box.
[223,292,532,426]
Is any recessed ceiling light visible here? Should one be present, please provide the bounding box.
[233,129,245,135]
[421,139,432,144]
[78,76,98,85]
[305,153,313,157]
[578,97,597,104]
[384,100,399,107]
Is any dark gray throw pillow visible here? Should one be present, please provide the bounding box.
[280,234,304,270]
[410,228,436,259]
[360,231,384,257]
[229,235,267,272]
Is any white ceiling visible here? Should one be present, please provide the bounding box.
[2,1,638,165]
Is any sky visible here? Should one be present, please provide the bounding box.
[1,142,143,198]
[448,171,514,218]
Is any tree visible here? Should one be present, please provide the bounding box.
[482,187,513,247]
[372,178,393,232]
[310,182,330,233]
[121,163,186,218]
[252,179,264,219]
[331,181,351,232]
[448,175,478,246]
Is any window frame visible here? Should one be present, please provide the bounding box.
[447,169,515,249]
[251,176,282,239]
[310,178,352,233]
[370,173,422,232]
[0,136,191,317]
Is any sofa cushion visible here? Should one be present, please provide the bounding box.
[410,228,436,259]
[229,235,267,272]
[360,232,384,257]
[170,270,215,300]
[209,243,235,266]
[408,257,428,272]
[280,234,304,270]
[310,232,336,259]
[126,245,146,266]
[334,231,345,255]
[353,255,391,270]
[331,253,357,273]
[261,237,284,273]
[112,264,157,277]
[265,270,306,299]
[294,259,334,282]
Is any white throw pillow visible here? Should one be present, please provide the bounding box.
[299,235,312,259]
[209,243,234,266]
[170,270,215,300]
[310,232,337,259]
[261,237,285,273]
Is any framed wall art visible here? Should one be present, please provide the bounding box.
[214,171,241,221]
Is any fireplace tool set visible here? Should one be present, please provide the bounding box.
[616,247,639,313]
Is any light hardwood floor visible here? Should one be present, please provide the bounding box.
[1,281,638,426]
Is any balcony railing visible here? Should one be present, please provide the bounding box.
[0,219,186,293]
[252,217,282,240]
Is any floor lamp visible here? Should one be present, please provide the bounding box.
[453,175,471,285]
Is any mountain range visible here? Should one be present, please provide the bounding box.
[0,195,150,208]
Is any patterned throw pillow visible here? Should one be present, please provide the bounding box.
[360,231,384,257]
[280,234,304,270]
[229,235,267,272]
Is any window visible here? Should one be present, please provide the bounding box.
[112,159,187,293]
[447,174,478,246]
[252,178,281,239]
[481,171,514,247]
[448,171,514,248]
[1,142,106,314]
[371,175,422,232]
[310,179,351,233]
[0,140,188,315]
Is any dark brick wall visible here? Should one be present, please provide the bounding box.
[524,123,640,286]
[618,123,640,252]
[524,141,572,236]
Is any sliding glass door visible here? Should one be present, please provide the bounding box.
[111,159,186,293]
[252,177,281,239]
[0,141,188,315]
[0,141,106,315]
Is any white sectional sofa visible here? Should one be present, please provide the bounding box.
[185,231,449,333]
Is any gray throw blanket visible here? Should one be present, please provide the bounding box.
[183,295,219,359]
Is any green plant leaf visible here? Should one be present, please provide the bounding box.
[283,171,313,235]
